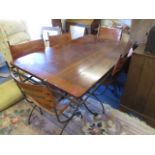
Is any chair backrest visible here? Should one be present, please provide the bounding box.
[41,26,62,40]
[51,19,62,29]
[111,55,127,76]
[69,25,86,40]
[97,26,122,41]
[12,73,56,111]
[8,39,45,60]
[48,33,72,47]
[111,41,133,76]
[51,19,64,33]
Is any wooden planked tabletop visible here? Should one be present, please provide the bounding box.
[13,35,127,98]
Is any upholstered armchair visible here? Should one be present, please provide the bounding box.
[0,20,30,63]
[0,19,31,111]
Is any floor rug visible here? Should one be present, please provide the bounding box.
[0,99,155,135]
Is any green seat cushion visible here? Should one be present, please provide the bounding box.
[0,79,23,111]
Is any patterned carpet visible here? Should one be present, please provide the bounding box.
[0,98,155,135]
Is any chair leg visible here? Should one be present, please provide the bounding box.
[82,102,98,116]
[90,93,105,114]
[59,110,83,135]
[39,108,43,115]
[60,121,70,135]
[28,105,37,125]
[55,105,79,134]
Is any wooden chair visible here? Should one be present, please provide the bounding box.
[91,19,101,34]
[65,19,101,34]
[48,33,72,47]
[8,39,45,83]
[11,72,78,134]
[97,26,123,41]
[92,41,133,99]
[8,39,45,61]
[51,19,63,31]
[111,41,133,76]
[69,25,86,40]
[40,26,62,40]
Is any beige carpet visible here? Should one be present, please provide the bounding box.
[0,98,155,135]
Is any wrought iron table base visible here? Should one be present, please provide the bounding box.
[11,67,106,134]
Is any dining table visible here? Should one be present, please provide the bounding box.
[12,35,128,109]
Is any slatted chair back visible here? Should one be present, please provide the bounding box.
[97,26,122,41]
[48,33,72,47]
[15,79,56,111]
[8,39,45,60]
[11,72,69,115]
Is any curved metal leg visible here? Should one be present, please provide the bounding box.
[59,114,75,135]
[60,122,69,135]
[91,94,105,114]
[59,110,82,135]
[82,102,98,116]
[28,105,37,125]
[54,102,79,124]
[54,103,80,134]
[39,108,43,115]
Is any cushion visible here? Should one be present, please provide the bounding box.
[0,20,31,63]
[0,20,27,36]
[8,32,30,44]
[0,79,23,111]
